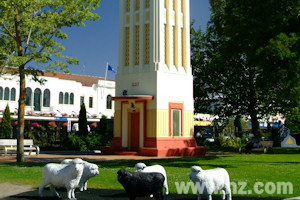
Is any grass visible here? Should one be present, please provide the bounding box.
[0,154,299,199]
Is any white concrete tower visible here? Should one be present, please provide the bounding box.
[107,0,205,156]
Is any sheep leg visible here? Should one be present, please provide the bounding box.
[226,193,232,200]
[38,181,47,198]
[220,190,225,200]
[84,181,88,190]
[72,188,76,198]
[207,194,212,200]
[164,180,169,195]
[50,185,60,197]
[79,182,84,191]
[66,188,72,199]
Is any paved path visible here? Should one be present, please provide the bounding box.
[0,151,169,163]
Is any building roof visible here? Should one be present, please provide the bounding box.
[1,67,114,87]
[42,71,113,87]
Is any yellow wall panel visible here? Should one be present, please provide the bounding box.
[157,110,169,137]
[146,109,156,138]
[114,109,121,137]
[183,110,194,137]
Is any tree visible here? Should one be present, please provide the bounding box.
[0,0,99,162]
[0,104,12,138]
[191,0,299,138]
[79,103,88,136]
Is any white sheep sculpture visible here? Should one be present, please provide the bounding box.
[61,158,99,191]
[189,166,232,200]
[39,158,84,199]
[134,162,169,196]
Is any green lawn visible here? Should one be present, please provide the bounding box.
[0,154,299,199]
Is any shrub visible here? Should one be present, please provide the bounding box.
[0,104,12,138]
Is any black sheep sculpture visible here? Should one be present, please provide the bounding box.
[117,168,165,200]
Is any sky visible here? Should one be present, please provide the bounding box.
[58,0,211,80]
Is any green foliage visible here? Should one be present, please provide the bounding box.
[191,0,300,137]
[214,134,242,149]
[285,107,300,133]
[61,132,104,151]
[0,0,100,74]
[79,103,88,135]
[0,104,12,138]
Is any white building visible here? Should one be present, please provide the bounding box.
[0,69,115,130]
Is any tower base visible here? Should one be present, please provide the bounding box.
[100,137,207,157]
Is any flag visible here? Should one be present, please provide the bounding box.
[108,64,117,73]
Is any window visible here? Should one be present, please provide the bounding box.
[80,96,84,106]
[89,97,93,108]
[106,95,112,109]
[169,102,183,136]
[145,24,150,64]
[172,109,181,136]
[135,0,140,10]
[34,88,41,111]
[125,27,130,66]
[0,87,3,100]
[126,0,130,12]
[59,92,63,104]
[25,87,32,106]
[43,89,50,107]
[4,87,9,100]
[145,0,150,8]
[135,25,140,65]
[70,93,74,104]
[10,88,16,101]
[64,92,69,104]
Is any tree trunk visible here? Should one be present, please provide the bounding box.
[17,65,26,163]
[15,8,25,163]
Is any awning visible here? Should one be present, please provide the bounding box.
[194,121,212,127]
[112,95,154,101]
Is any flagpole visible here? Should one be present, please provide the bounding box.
[102,62,108,99]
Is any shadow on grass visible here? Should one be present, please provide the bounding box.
[95,156,237,169]
[3,187,284,200]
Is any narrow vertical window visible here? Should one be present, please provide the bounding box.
[126,0,130,12]
[135,0,140,10]
[70,93,74,104]
[145,24,150,64]
[173,0,176,10]
[4,87,9,100]
[25,88,32,106]
[181,28,185,68]
[106,95,112,109]
[145,0,150,8]
[43,89,50,107]
[164,0,168,8]
[169,102,183,137]
[172,109,181,136]
[64,92,69,104]
[135,25,140,65]
[10,88,16,101]
[34,88,41,111]
[89,97,93,108]
[125,27,130,66]
[0,87,3,100]
[80,96,84,106]
[59,92,63,104]
[173,26,176,65]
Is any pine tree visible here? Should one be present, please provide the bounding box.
[0,104,12,138]
[79,103,88,136]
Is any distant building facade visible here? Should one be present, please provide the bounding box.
[0,70,115,131]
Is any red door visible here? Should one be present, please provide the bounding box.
[130,112,140,151]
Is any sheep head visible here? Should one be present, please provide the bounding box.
[134,162,147,172]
